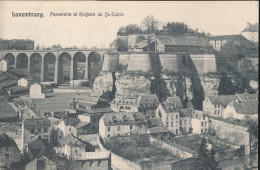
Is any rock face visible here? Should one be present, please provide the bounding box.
[199,74,220,97]
[93,71,114,92]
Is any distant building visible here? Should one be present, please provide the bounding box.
[203,93,258,119]
[24,154,57,170]
[136,94,160,119]
[18,77,34,87]
[0,133,20,168]
[56,116,79,139]
[51,44,62,49]
[99,112,146,140]
[241,23,259,42]
[30,83,46,99]
[0,59,9,72]
[21,118,51,150]
[133,35,213,54]
[0,39,34,50]
[223,99,258,120]
[191,110,209,134]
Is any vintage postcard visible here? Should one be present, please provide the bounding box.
[0,1,258,170]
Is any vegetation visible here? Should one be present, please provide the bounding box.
[218,73,236,95]
[193,137,220,170]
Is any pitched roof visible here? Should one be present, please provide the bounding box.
[210,34,244,40]
[148,118,164,127]
[208,95,238,106]
[161,103,179,113]
[74,121,90,129]
[164,96,183,109]
[59,134,85,148]
[110,98,138,106]
[62,115,80,126]
[23,118,50,127]
[179,108,193,117]
[232,100,258,115]
[100,112,146,126]
[156,35,210,47]
[0,133,19,149]
[28,138,47,158]
[137,94,159,108]
[83,107,114,115]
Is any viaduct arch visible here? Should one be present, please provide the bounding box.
[1,49,108,85]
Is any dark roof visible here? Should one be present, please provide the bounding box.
[179,108,193,117]
[62,115,80,126]
[74,121,90,129]
[210,34,243,40]
[0,133,19,150]
[83,107,114,115]
[208,95,238,106]
[156,35,210,47]
[164,96,183,109]
[28,138,47,158]
[137,94,159,108]
[232,100,258,115]
[100,112,146,126]
[23,118,50,127]
[148,118,164,128]
[0,102,17,119]
[160,103,179,113]
[59,134,86,149]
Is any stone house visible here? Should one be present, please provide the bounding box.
[21,118,51,150]
[24,154,57,170]
[0,59,9,72]
[29,83,46,99]
[0,133,20,168]
[110,98,138,112]
[18,77,34,87]
[99,112,147,140]
[179,109,193,133]
[223,99,258,120]
[56,116,79,139]
[136,94,160,119]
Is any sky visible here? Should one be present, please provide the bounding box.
[0,1,258,49]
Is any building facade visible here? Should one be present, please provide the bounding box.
[30,83,46,99]
[0,59,9,72]
[18,77,34,87]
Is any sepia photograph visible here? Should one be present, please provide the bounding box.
[0,1,258,170]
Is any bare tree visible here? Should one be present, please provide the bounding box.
[142,15,159,33]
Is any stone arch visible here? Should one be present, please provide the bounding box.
[58,52,72,84]
[87,51,102,82]
[30,53,42,76]
[73,52,86,80]
[16,53,28,69]
[42,52,56,82]
[3,53,15,66]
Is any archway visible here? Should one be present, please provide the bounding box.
[3,53,15,66]
[30,53,42,81]
[43,53,56,82]
[16,53,28,69]
[73,52,86,80]
[87,52,102,83]
[59,52,72,84]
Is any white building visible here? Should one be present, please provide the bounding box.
[18,77,34,87]
[191,110,209,134]
[99,112,146,140]
[110,98,138,112]
[0,59,8,72]
[223,99,258,120]
[56,119,77,139]
[29,83,46,99]
[241,23,259,42]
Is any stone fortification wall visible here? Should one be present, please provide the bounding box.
[189,54,217,73]
[159,54,184,72]
[209,118,250,146]
[118,53,130,66]
[127,53,154,72]
[102,53,119,72]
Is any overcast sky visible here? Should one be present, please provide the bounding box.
[0,1,258,48]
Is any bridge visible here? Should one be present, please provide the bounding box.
[0,49,112,85]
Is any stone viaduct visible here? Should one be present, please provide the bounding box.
[1,49,110,84]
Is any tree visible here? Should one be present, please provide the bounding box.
[142,15,159,33]
[194,137,220,170]
[218,73,236,95]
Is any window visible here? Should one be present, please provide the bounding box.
[218,110,220,115]
[214,110,217,115]
[176,129,178,135]
[6,147,9,152]
[44,128,48,133]
[98,160,102,166]
[37,128,41,133]
[201,122,204,127]
[205,122,207,127]
[171,122,173,127]
[75,150,77,153]
[180,120,182,126]
[108,127,110,132]
[69,128,71,131]
[117,126,120,131]
[107,135,110,138]
[176,115,178,119]
[171,115,173,119]
[31,128,35,134]
[89,161,93,166]
[5,153,9,160]
[201,129,204,133]
[130,125,132,130]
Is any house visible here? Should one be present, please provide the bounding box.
[146,118,170,139]
[223,99,258,120]
[30,83,46,99]
[0,59,9,72]
[21,118,51,150]
[18,77,34,87]
[55,134,111,170]
[78,108,114,134]
[110,98,138,112]
[99,112,147,140]
[241,23,259,42]
[26,138,47,160]
[56,116,79,139]
[136,94,160,119]
[203,93,258,118]
[156,102,180,135]
[0,133,20,168]
[191,110,209,134]
[25,154,57,170]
